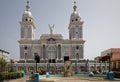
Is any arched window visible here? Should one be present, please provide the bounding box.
[24,53,27,59]
[76,53,79,59]
[76,18,78,21]
[58,45,61,59]
[43,45,46,59]
[29,19,32,21]
[25,18,28,21]
[76,46,79,50]
[24,46,27,50]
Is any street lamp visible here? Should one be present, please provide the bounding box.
[34,53,40,72]
[107,53,112,72]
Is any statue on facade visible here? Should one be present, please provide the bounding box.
[49,24,54,34]
[64,61,73,77]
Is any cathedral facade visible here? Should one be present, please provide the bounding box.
[18,2,85,64]
[13,2,109,73]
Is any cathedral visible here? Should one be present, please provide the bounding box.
[19,1,85,64]
[13,1,108,73]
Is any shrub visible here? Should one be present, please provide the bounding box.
[36,69,46,75]
[114,71,120,78]
[0,72,22,80]
[93,70,99,74]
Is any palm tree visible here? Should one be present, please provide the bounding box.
[0,58,7,72]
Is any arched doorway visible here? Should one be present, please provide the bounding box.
[47,46,56,63]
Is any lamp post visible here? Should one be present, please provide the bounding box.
[35,60,37,72]
[34,54,36,72]
[35,54,39,72]
[107,53,112,72]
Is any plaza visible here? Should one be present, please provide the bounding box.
[4,74,120,82]
[1,1,120,82]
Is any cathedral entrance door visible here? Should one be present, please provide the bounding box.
[64,56,69,62]
[49,59,56,63]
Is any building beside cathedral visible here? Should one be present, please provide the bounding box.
[0,49,10,62]
[10,2,109,73]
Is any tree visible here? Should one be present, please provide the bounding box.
[0,58,7,72]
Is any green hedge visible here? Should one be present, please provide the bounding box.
[113,71,120,78]
[0,72,22,80]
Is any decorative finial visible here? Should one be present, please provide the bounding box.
[27,1,29,4]
[74,1,76,5]
[73,1,77,11]
[49,24,54,34]
[26,1,30,11]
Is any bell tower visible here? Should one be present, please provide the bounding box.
[20,1,35,40]
[68,1,83,40]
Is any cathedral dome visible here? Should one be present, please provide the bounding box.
[70,1,81,21]
[23,10,33,18]
[22,1,33,18]
[71,11,80,18]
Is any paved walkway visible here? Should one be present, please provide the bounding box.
[4,76,120,82]
[40,77,120,82]
[4,76,29,82]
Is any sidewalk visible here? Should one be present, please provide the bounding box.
[4,76,29,82]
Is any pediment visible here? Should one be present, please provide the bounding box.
[40,34,63,41]
[47,38,56,41]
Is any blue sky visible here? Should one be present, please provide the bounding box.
[0,0,120,60]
